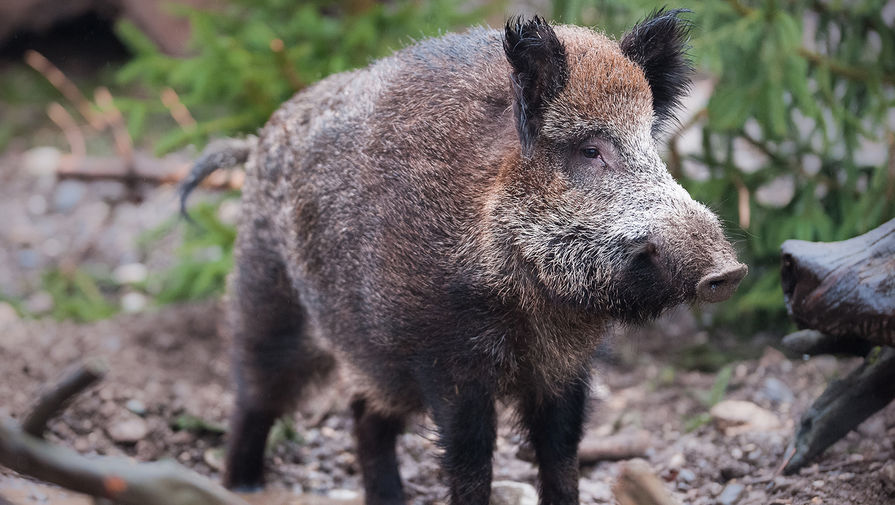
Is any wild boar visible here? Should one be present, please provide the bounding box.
[181,9,747,505]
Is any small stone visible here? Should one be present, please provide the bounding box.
[125,399,146,416]
[203,447,225,471]
[24,291,54,314]
[490,481,538,505]
[23,146,61,177]
[121,292,147,313]
[113,263,148,285]
[677,468,696,482]
[718,482,745,505]
[812,480,824,488]
[18,249,39,269]
[710,400,781,435]
[328,489,360,500]
[762,377,794,405]
[880,462,895,493]
[217,199,241,226]
[0,302,19,327]
[668,452,685,469]
[107,417,149,444]
[53,180,87,212]
[27,194,48,215]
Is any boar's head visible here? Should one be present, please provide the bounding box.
[484,10,746,322]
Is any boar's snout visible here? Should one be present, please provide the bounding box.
[696,262,748,303]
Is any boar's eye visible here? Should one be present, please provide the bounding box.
[581,146,608,167]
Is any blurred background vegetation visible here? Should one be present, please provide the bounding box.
[0,0,892,334]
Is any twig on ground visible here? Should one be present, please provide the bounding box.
[579,430,652,464]
[161,88,198,132]
[47,102,86,161]
[24,51,105,131]
[22,359,107,438]
[0,419,248,505]
[0,359,249,505]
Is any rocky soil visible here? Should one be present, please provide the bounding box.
[1,149,894,505]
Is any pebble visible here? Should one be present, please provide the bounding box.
[0,302,18,327]
[677,468,696,482]
[18,249,39,269]
[121,291,147,313]
[26,194,48,215]
[490,481,538,505]
[23,146,61,178]
[668,452,685,469]
[880,462,895,493]
[327,489,360,500]
[203,447,225,471]
[113,263,148,285]
[710,400,781,435]
[717,482,745,505]
[125,399,147,416]
[53,180,87,212]
[107,417,149,444]
[761,377,794,405]
[24,291,53,314]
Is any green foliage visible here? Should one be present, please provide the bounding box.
[560,1,895,329]
[116,0,489,154]
[268,417,303,450]
[146,199,237,304]
[40,268,119,322]
[171,413,227,434]
[684,364,733,431]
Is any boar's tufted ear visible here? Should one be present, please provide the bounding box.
[620,8,693,136]
[504,16,568,157]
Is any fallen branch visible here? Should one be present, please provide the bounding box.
[579,430,651,464]
[54,154,243,190]
[0,360,248,505]
[24,50,104,131]
[0,419,247,505]
[22,359,107,438]
[784,347,895,474]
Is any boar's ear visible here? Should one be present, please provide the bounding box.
[620,8,693,136]
[503,16,568,157]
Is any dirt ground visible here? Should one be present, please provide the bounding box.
[1,150,894,505]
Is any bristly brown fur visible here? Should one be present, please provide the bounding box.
[183,11,746,504]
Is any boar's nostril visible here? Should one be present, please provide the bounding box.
[696,263,748,303]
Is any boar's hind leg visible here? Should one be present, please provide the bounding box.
[426,378,497,505]
[351,397,406,505]
[520,370,589,505]
[224,244,333,490]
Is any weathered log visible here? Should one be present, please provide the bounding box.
[781,218,895,346]
[784,347,895,474]
[780,218,895,473]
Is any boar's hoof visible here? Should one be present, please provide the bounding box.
[697,263,747,303]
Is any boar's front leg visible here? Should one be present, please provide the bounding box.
[520,369,589,505]
[351,397,406,505]
[425,376,497,505]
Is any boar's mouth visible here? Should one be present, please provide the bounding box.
[608,244,683,324]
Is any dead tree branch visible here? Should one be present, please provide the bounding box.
[22,359,107,438]
[0,360,248,505]
[784,347,895,474]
